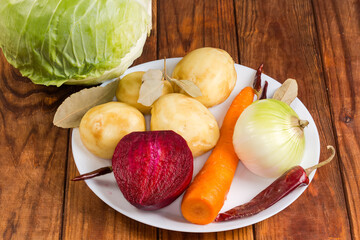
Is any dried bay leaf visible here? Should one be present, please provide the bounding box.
[273,78,298,105]
[142,69,163,82]
[137,60,203,107]
[138,79,164,106]
[166,77,202,98]
[163,57,202,98]
[137,69,164,106]
[53,79,118,128]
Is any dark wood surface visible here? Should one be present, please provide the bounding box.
[0,0,358,239]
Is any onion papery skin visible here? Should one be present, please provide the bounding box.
[233,99,306,178]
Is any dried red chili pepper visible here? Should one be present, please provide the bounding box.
[259,81,268,100]
[252,63,268,100]
[253,64,264,93]
[215,145,335,222]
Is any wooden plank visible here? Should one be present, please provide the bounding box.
[63,149,158,240]
[204,0,239,62]
[159,228,254,240]
[234,0,351,239]
[62,1,159,239]
[158,0,204,58]
[0,51,80,239]
[312,0,360,238]
[157,0,254,239]
[134,0,159,64]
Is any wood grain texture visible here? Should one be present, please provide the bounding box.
[234,0,351,239]
[312,0,360,239]
[62,148,157,240]
[158,0,253,239]
[0,50,80,239]
[0,0,358,239]
[159,227,253,240]
[158,0,204,58]
[61,1,159,239]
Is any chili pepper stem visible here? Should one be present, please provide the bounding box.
[305,145,335,176]
[72,166,113,181]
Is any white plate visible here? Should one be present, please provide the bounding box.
[72,58,320,233]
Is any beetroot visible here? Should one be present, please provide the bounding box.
[112,130,193,210]
[72,130,193,210]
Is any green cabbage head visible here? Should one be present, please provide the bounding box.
[0,0,151,86]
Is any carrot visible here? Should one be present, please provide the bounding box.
[181,86,255,225]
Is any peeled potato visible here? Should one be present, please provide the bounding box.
[172,47,237,108]
[151,93,219,157]
[116,71,173,114]
[79,102,145,159]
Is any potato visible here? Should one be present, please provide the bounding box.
[151,93,219,157]
[79,102,145,159]
[172,47,237,108]
[116,71,173,114]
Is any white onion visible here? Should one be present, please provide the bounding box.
[233,99,308,178]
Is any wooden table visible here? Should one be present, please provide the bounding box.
[1,0,358,239]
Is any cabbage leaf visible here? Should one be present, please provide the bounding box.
[0,0,151,86]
